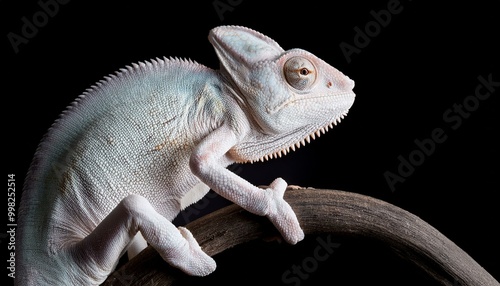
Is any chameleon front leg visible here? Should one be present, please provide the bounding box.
[190,125,305,244]
[68,194,215,283]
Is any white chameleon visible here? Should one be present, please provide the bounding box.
[17,25,355,285]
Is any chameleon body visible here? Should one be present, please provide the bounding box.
[17,26,355,285]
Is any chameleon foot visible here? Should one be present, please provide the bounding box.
[265,178,305,245]
[165,227,216,276]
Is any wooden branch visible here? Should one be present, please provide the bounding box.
[102,188,498,286]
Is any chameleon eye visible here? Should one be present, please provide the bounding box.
[284,57,317,90]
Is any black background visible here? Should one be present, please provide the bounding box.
[3,0,498,285]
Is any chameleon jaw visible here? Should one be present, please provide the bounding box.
[248,111,348,163]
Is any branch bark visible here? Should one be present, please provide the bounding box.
[102,188,498,286]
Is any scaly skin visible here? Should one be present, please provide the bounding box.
[17,25,355,285]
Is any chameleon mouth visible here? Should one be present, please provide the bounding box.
[249,111,348,163]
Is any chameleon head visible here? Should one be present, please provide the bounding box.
[209,26,356,162]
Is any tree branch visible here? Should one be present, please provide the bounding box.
[102,188,498,286]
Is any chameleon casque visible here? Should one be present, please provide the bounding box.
[17,25,355,285]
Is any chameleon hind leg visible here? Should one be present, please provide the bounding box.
[67,194,216,284]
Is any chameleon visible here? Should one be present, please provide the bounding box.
[17,25,355,285]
